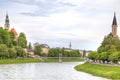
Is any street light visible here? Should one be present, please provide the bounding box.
[59,53,62,63]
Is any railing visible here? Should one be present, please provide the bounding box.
[40,57,84,62]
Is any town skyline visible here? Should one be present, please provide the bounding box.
[0,0,120,50]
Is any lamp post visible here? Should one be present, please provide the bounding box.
[59,53,62,63]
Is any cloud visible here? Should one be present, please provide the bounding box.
[10,0,76,16]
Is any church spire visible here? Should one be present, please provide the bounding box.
[112,12,117,26]
[5,13,10,31]
[112,12,118,37]
[69,42,72,49]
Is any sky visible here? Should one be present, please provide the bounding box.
[0,0,120,51]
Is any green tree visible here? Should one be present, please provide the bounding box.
[18,32,27,48]
[98,52,108,62]
[108,45,117,53]
[34,45,42,56]
[8,48,17,58]
[47,48,61,57]
[69,50,81,57]
[88,51,98,62]
[15,46,27,58]
[108,52,120,63]
[98,33,120,53]
[0,44,9,59]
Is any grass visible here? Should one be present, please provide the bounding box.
[0,58,84,64]
[43,58,84,62]
[75,62,120,80]
[0,58,41,64]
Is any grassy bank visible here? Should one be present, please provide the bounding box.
[0,58,41,64]
[43,58,84,62]
[75,62,120,80]
[0,58,84,64]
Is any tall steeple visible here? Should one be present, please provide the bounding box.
[112,12,118,37]
[5,13,10,31]
[69,42,72,49]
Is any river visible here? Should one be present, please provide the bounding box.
[0,62,108,80]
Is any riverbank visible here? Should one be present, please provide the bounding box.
[0,58,84,64]
[75,62,120,80]
[0,58,41,64]
[43,58,84,62]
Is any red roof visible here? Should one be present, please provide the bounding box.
[11,28,18,35]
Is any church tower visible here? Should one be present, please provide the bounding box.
[69,42,72,49]
[5,13,10,31]
[112,12,118,37]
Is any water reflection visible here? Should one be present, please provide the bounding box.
[0,62,108,80]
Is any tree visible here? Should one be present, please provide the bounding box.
[47,48,60,57]
[108,52,120,63]
[69,50,81,57]
[98,33,120,53]
[0,28,10,47]
[8,48,17,58]
[34,45,42,56]
[88,51,98,62]
[18,32,27,48]
[15,46,27,58]
[108,45,117,53]
[98,52,108,62]
[0,44,9,59]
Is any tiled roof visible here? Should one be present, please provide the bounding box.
[11,28,18,35]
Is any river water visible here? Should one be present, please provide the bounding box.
[0,62,108,80]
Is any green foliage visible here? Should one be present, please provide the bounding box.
[0,44,9,59]
[0,27,18,47]
[87,51,98,61]
[47,48,60,57]
[108,52,120,63]
[0,28,10,47]
[34,45,42,56]
[0,27,28,59]
[98,52,108,61]
[18,32,27,48]
[47,48,82,57]
[95,33,120,63]
[8,48,17,59]
[108,45,117,53]
[98,33,120,53]
[15,46,27,58]
[75,63,120,79]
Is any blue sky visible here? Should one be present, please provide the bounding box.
[0,0,120,50]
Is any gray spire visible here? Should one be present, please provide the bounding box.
[5,13,9,25]
[5,13,10,31]
[112,12,117,26]
[69,42,71,49]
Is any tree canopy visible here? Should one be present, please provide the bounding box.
[88,33,120,63]
[18,32,27,48]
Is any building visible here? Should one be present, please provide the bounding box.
[112,12,118,37]
[11,28,18,40]
[4,13,10,31]
[40,44,49,54]
[4,13,18,40]
[34,42,49,54]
